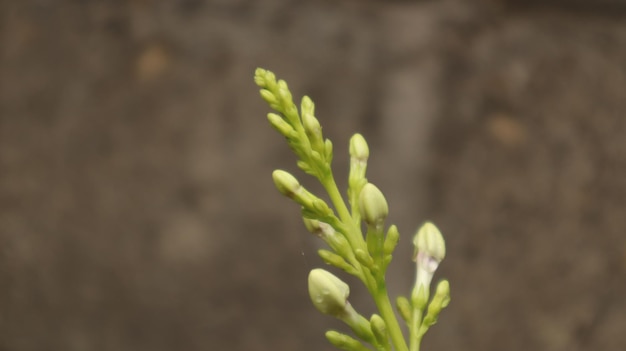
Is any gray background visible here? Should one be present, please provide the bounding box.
[1,0,625,350]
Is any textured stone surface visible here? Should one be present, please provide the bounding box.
[1,1,625,351]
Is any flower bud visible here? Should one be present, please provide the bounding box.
[254,67,269,87]
[433,280,451,309]
[324,139,333,163]
[413,222,446,266]
[302,111,322,136]
[272,170,301,198]
[354,248,375,270]
[370,314,389,348]
[396,296,412,324]
[358,183,388,227]
[325,331,369,351]
[277,80,292,104]
[260,89,277,105]
[308,269,350,316]
[421,280,451,329]
[302,112,323,148]
[302,219,346,252]
[303,218,324,236]
[267,113,294,137]
[349,134,368,193]
[349,133,369,161]
[318,250,355,274]
[383,225,400,256]
[411,222,446,309]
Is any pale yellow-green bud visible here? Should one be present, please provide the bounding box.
[301,97,320,127]
[301,96,325,155]
[421,280,451,330]
[318,250,356,274]
[301,95,314,114]
[254,67,268,86]
[370,314,389,347]
[354,248,375,269]
[267,113,294,137]
[272,170,301,198]
[308,269,350,316]
[311,198,332,216]
[302,112,323,143]
[325,331,370,351]
[302,111,321,133]
[383,225,400,256]
[413,222,446,265]
[348,134,368,194]
[273,170,326,213]
[358,183,388,227]
[259,89,277,105]
[303,219,351,261]
[277,80,292,103]
[349,133,369,161]
[396,296,412,324]
[324,139,333,163]
[303,218,324,236]
[434,279,451,309]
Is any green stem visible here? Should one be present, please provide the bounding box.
[374,283,409,351]
[322,173,408,351]
[322,173,364,251]
[409,308,423,351]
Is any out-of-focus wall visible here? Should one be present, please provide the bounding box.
[1,1,625,350]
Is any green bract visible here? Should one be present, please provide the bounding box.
[255,68,451,351]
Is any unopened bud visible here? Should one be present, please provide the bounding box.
[383,225,400,256]
[325,331,369,351]
[354,249,375,269]
[272,170,301,198]
[277,80,292,104]
[358,183,388,227]
[412,222,446,310]
[301,97,319,131]
[396,296,412,324]
[260,89,277,105]
[370,314,389,347]
[302,111,321,135]
[421,280,451,330]
[267,113,294,137]
[434,280,451,308]
[308,269,350,316]
[318,250,355,274]
[324,139,333,163]
[413,222,446,266]
[349,133,369,161]
[254,67,270,87]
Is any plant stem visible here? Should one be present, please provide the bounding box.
[322,174,408,351]
[374,283,409,351]
[322,173,364,251]
[409,308,423,351]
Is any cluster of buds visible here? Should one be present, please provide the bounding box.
[309,268,388,346]
[255,68,451,351]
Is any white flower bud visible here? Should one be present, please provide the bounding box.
[308,269,350,316]
[413,222,446,266]
[412,222,446,309]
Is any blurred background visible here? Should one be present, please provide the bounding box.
[2,0,626,350]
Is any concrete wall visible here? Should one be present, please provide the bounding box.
[1,1,625,350]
